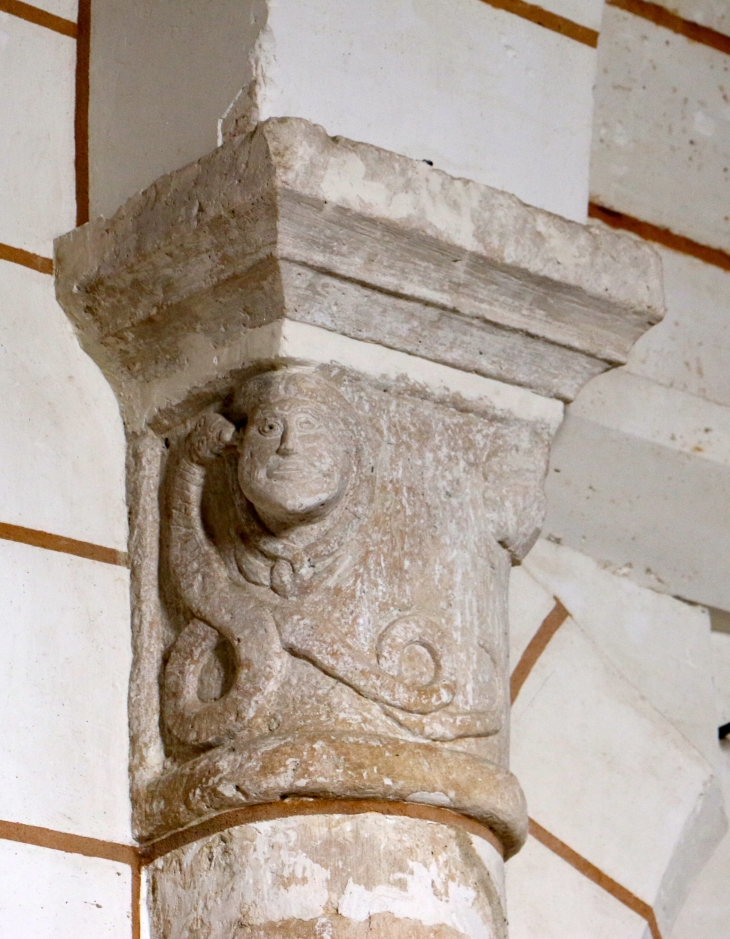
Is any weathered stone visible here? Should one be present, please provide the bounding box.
[53,117,664,939]
[147,814,507,939]
[135,362,542,855]
[55,117,663,431]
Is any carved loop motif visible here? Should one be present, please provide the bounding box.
[163,613,284,748]
[161,369,497,750]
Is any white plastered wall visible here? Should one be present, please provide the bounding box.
[538,0,730,929]
[2,0,728,936]
[88,0,599,223]
[0,1,134,934]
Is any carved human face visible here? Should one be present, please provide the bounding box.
[237,396,353,534]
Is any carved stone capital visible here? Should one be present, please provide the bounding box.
[54,117,663,937]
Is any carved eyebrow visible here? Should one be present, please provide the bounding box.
[279,404,326,422]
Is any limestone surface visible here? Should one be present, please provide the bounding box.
[55,117,664,431]
[138,363,540,856]
[52,117,666,939]
[147,814,506,939]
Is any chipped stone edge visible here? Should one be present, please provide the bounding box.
[262,118,665,318]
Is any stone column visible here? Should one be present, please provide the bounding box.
[54,118,663,939]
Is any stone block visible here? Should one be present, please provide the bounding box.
[90,0,597,223]
[569,368,730,468]
[0,11,75,256]
[0,261,127,549]
[511,614,724,934]
[241,0,597,221]
[523,537,719,765]
[506,834,648,939]
[591,4,730,252]
[626,245,730,408]
[0,539,132,842]
[89,0,256,219]
[0,841,132,939]
[543,411,730,610]
[56,116,663,431]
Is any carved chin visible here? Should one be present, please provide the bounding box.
[247,482,344,527]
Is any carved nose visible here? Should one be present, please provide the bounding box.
[277,423,296,455]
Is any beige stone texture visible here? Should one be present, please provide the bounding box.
[56,117,663,430]
[133,363,539,855]
[53,117,664,939]
[147,813,506,939]
[591,5,730,253]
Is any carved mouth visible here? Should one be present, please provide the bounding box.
[266,459,317,481]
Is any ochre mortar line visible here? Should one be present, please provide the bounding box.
[0,819,138,866]
[606,0,730,56]
[131,861,142,939]
[512,605,663,937]
[589,203,730,273]
[74,0,91,226]
[0,521,129,567]
[479,0,598,47]
[529,818,663,939]
[510,599,569,703]
[0,242,53,275]
[0,0,76,37]
[138,798,505,863]
[0,816,662,938]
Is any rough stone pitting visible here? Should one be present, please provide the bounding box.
[52,117,666,939]
[140,362,542,856]
[148,814,508,939]
[54,117,664,429]
[141,731,527,856]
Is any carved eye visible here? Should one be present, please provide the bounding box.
[295,413,319,434]
[257,417,283,438]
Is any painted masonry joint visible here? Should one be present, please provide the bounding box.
[51,114,662,939]
[8,5,728,932]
